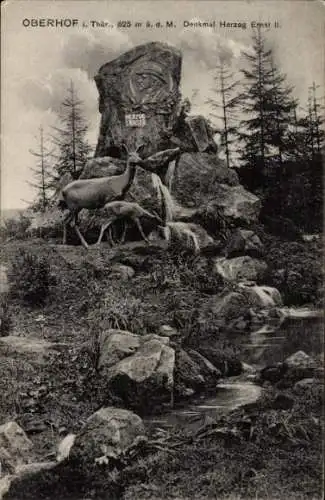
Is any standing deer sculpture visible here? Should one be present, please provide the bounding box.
[96,200,162,245]
[58,144,144,248]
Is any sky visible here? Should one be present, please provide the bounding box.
[1,0,324,209]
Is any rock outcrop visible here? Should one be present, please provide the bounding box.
[96,329,227,412]
[69,407,146,466]
[172,153,239,207]
[225,229,264,258]
[214,256,267,282]
[94,42,182,158]
[0,422,33,475]
[98,330,175,413]
[201,184,261,227]
[237,283,283,308]
[259,350,320,388]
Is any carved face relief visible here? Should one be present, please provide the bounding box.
[127,60,174,105]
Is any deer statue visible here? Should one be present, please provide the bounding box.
[96,201,162,245]
[58,144,144,248]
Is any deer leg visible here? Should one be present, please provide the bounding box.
[119,221,127,244]
[97,219,113,245]
[62,212,73,245]
[135,218,149,243]
[108,226,115,246]
[71,213,89,249]
[63,223,67,245]
[74,225,89,249]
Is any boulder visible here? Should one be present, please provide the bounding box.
[201,184,261,227]
[103,335,175,413]
[0,446,16,475]
[158,324,180,338]
[259,362,288,384]
[198,346,242,377]
[227,316,249,332]
[199,284,282,333]
[174,349,205,397]
[0,422,33,472]
[163,221,214,253]
[285,350,316,370]
[238,283,283,308]
[182,223,214,250]
[259,351,318,388]
[172,153,239,207]
[98,330,141,370]
[0,475,12,499]
[109,264,135,280]
[79,156,124,179]
[94,42,182,158]
[214,256,267,282]
[187,349,222,385]
[184,116,218,152]
[225,229,264,258]
[282,351,317,385]
[293,378,320,393]
[98,330,171,372]
[69,407,146,466]
[200,292,250,325]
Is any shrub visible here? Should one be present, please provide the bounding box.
[0,213,31,242]
[8,249,53,306]
[263,239,323,305]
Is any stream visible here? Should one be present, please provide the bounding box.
[146,308,323,432]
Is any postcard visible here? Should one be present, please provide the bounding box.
[1,1,323,499]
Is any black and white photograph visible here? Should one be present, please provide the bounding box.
[0,1,324,498]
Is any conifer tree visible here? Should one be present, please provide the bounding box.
[266,58,297,166]
[239,28,296,188]
[52,82,92,180]
[29,126,54,212]
[208,56,241,168]
[308,82,324,157]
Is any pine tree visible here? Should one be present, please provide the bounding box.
[266,58,298,166]
[239,28,297,190]
[29,126,54,212]
[308,82,324,156]
[239,27,273,179]
[52,82,92,180]
[208,57,241,168]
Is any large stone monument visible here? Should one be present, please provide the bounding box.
[94,42,182,159]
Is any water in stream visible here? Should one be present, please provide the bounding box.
[146,309,323,431]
